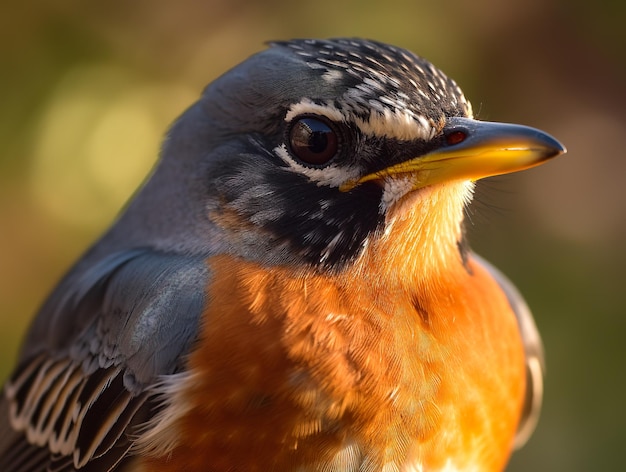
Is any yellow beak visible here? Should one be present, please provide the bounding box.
[340,117,566,192]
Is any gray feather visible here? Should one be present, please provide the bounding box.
[1,250,209,471]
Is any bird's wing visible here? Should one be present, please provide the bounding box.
[472,253,544,449]
[0,250,209,472]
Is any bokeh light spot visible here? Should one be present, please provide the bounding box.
[29,63,196,228]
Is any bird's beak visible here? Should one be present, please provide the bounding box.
[340,117,566,191]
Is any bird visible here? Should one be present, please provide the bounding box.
[0,38,565,472]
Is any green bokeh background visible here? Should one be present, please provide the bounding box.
[1,1,624,470]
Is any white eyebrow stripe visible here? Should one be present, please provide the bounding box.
[285,99,345,123]
[285,98,438,141]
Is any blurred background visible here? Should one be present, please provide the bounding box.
[0,0,624,470]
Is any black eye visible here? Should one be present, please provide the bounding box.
[288,117,339,166]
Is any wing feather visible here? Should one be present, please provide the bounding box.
[0,250,209,471]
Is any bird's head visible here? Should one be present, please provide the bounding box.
[127,39,564,272]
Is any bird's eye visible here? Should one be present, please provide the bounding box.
[445,130,467,146]
[288,117,339,166]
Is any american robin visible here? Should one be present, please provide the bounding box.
[0,38,564,472]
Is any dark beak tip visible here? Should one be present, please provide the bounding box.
[543,137,567,159]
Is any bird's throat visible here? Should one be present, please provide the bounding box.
[357,180,475,288]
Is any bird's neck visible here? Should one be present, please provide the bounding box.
[353,180,475,290]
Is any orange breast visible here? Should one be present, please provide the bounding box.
[140,252,526,472]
